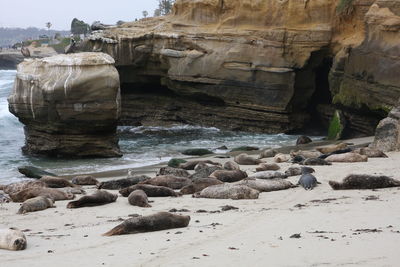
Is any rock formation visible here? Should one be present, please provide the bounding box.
[8,52,122,158]
[84,0,400,136]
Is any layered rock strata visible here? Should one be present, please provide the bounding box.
[8,52,122,158]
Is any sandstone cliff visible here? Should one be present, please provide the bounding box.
[85,0,399,135]
[8,52,122,158]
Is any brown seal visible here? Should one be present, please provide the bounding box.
[157,167,190,177]
[209,169,248,183]
[258,149,278,159]
[325,152,368,163]
[234,153,263,165]
[248,171,287,179]
[354,147,388,158]
[97,176,150,190]
[39,176,78,188]
[17,196,54,214]
[128,190,151,208]
[103,212,190,236]
[0,181,46,195]
[238,178,295,192]
[329,174,400,190]
[223,161,240,171]
[302,158,331,166]
[10,187,74,203]
[179,160,221,170]
[285,166,315,177]
[67,190,117,208]
[290,150,322,159]
[256,163,280,172]
[194,184,259,200]
[119,184,181,197]
[0,228,27,251]
[139,175,192,189]
[274,153,290,163]
[316,143,347,154]
[180,178,223,194]
[72,175,99,186]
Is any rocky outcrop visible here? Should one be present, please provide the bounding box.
[8,52,122,158]
[371,99,400,151]
[85,0,400,135]
[0,51,24,69]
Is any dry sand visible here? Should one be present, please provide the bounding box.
[2,137,400,266]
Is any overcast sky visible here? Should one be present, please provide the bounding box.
[0,0,159,30]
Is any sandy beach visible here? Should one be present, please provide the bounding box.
[2,137,400,266]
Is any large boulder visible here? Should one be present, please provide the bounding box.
[8,52,122,158]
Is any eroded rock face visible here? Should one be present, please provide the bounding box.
[85,0,400,135]
[8,52,122,158]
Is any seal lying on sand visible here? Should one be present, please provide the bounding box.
[67,191,117,208]
[140,175,192,189]
[234,153,263,165]
[258,149,278,159]
[0,228,27,251]
[190,166,222,179]
[274,153,290,163]
[353,147,388,158]
[298,168,319,190]
[180,178,223,194]
[0,181,46,195]
[157,167,190,177]
[128,190,151,208]
[120,184,181,197]
[179,160,221,170]
[223,161,240,171]
[103,212,190,236]
[17,196,54,214]
[72,175,99,186]
[325,152,367,163]
[39,176,78,188]
[329,174,400,190]
[318,148,352,159]
[98,176,150,190]
[10,187,74,202]
[194,184,259,200]
[316,143,347,154]
[248,171,287,179]
[285,166,315,177]
[237,178,295,192]
[291,150,322,159]
[209,169,248,183]
[256,163,280,172]
[302,158,331,166]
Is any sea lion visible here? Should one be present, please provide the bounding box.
[194,184,259,200]
[157,167,190,177]
[39,176,78,188]
[354,147,388,158]
[209,169,248,183]
[0,181,46,195]
[72,175,99,186]
[98,176,150,190]
[274,153,290,163]
[67,190,117,208]
[248,171,288,179]
[329,174,400,190]
[258,149,278,159]
[234,153,263,165]
[285,166,315,177]
[237,178,295,192]
[139,175,192,189]
[316,143,347,154]
[103,212,190,236]
[190,166,222,179]
[256,163,280,172]
[128,190,151,208]
[119,184,181,197]
[17,196,54,214]
[223,161,240,171]
[179,160,221,170]
[296,136,312,145]
[10,187,74,203]
[325,152,368,163]
[0,192,11,203]
[0,228,27,251]
[318,148,353,159]
[291,150,322,159]
[298,173,319,190]
[302,158,332,166]
[180,178,223,194]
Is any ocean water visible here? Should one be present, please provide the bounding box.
[0,70,310,184]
